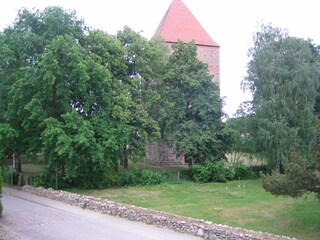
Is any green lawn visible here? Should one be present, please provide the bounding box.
[68,179,320,240]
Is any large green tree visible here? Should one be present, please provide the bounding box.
[0,7,135,188]
[0,7,87,173]
[242,24,320,170]
[153,41,227,165]
[242,24,320,198]
[115,27,166,168]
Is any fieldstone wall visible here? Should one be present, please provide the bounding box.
[145,141,187,166]
[22,185,296,240]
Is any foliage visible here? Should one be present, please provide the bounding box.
[251,165,270,175]
[0,6,227,188]
[1,166,19,185]
[224,114,257,162]
[0,7,165,188]
[116,27,166,168]
[233,162,257,180]
[0,7,88,171]
[261,153,320,199]
[241,23,320,171]
[152,41,227,164]
[140,169,170,186]
[192,161,235,183]
[119,167,169,186]
[179,168,194,180]
[239,23,320,198]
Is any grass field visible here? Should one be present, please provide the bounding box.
[68,179,320,240]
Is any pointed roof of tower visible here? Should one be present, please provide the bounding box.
[155,0,219,47]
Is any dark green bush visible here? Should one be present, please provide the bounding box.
[119,167,142,186]
[252,165,270,175]
[1,166,19,185]
[140,169,170,186]
[119,167,169,186]
[212,161,235,182]
[192,161,235,183]
[233,163,257,180]
[192,163,213,183]
[31,175,46,187]
[39,165,119,189]
[179,168,193,180]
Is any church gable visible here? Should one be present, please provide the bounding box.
[154,0,220,84]
[154,0,219,47]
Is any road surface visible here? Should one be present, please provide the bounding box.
[0,187,201,240]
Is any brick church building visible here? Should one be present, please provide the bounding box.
[145,0,220,166]
[155,0,220,84]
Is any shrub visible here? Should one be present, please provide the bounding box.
[192,161,235,183]
[179,168,194,180]
[233,162,257,180]
[119,167,142,186]
[119,167,169,186]
[31,175,46,187]
[252,165,270,175]
[212,161,235,182]
[192,163,213,183]
[140,169,169,186]
[1,166,19,185]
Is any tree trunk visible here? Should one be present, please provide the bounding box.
[187,157,194,168]
[13,152,22,173]
[123,145,129,170]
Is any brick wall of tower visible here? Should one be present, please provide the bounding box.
[196,45,220,84]
[145,140,187,166]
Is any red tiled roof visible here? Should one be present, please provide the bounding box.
[155,0,219,47]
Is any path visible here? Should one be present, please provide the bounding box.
[0,187,201,240]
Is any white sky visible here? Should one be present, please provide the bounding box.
[1,0,319,117]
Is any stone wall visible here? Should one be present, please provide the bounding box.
[145,141,187,166]
[22,185,296,240]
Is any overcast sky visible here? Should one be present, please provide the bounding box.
[1,0,319,117]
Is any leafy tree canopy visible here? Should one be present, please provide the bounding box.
[0,7,136,188]
[240,23,320,198]
[0,6,227,188]
[153,41,227,164]
[242,23,320,169]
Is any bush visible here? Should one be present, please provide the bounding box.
[212,161,235,182]
[1,166,19,185]
[192,163,213,183]
[179,168,194,180]
[192,161,235,183]
[141,169,169,186]
[119,167,142,186]
[31,175,46,187]
[252,165,270,175]
[233,163,257,180]
[119,167,169,186]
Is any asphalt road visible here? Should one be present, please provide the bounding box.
[0,187,201,240]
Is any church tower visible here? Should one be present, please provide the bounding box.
[145,0,221,167]
[154,0,220,84]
